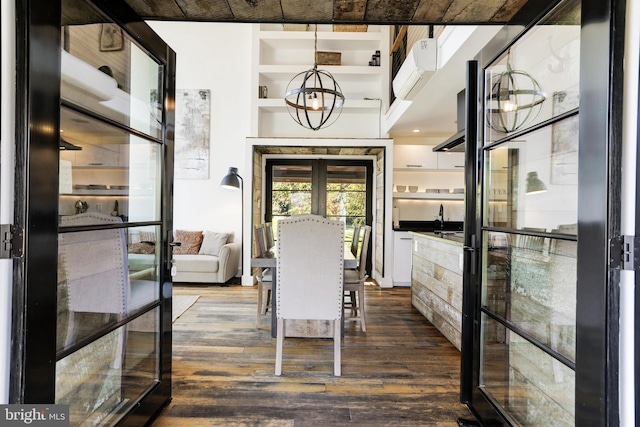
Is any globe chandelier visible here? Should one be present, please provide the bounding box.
[487,52,547,133]
[284,25,345,131]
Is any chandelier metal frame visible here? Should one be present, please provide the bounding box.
[284,25,345,131]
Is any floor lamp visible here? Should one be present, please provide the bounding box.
[220,167,243,275]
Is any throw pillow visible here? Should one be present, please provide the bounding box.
[199,231,229,256]
[128,242,155,254]
[138,230,156,243]
[173,230,203,254]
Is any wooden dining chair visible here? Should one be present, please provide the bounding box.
[350,224,361,257]
[275,215,344,376]
[254,224,273,328]
[264,222,274,250]
[344,225,371,332]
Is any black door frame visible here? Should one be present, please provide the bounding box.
[11,0,176,424]
[264,158,374,225]
[460,0,626,425]
[264,157,375,272]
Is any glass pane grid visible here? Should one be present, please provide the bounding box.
[482,230,576,361]
[480,314,575,427]
[56,309,160,426]
[61,5,164,139]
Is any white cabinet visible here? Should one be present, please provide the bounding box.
[63,143,123,168]
[393,231,412,286]
[393,145,438,170]
[437,152,465,170]
[392,144,464,202]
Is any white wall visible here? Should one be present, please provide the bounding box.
[619,0,640,422]
[0,0,16,404]
[148,22,253,277]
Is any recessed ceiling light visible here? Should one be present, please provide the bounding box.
[412,129,420,133]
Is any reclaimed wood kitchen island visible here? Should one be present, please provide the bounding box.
[409,231,464,351]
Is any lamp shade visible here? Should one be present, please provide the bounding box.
[220,167,241,189]
[525,171,547,194]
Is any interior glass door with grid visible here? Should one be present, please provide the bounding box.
[471,0,581,424]
[266,159,372,251]
[53,0,175,424]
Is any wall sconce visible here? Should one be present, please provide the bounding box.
[221,167,243,274]
[525,171,547,194]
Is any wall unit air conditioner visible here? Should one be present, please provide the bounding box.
[392,38,437,100]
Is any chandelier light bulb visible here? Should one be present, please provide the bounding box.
[502,99,518,112]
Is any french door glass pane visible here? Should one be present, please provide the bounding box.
[480,314,575,426]
[61,0,163,139]
[57,223,160,352]
[484,115,579,233]
[326,165,367,244]
[483,0,581,144]
[59,107,161,224]
[270,165,312,232]
[56,308,160,426]
[482,231,576,361]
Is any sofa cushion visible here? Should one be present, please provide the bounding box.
[174,254,219,273]
[173,230,203,254]
[199,231,229,256]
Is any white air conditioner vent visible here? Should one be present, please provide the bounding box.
[392,38,438,100]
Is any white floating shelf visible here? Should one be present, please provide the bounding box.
[257,98,381,113]
[259,30,383,50]
[392,192,464,200]
[258,65,381,82]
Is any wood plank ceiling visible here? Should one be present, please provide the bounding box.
[120,0,530,24]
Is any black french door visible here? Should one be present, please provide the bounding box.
[461,0,624,425]
[12,0,176,425]
[264,158,373,269]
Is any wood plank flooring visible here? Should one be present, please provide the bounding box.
[151,283,472,426]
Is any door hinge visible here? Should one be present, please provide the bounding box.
[1,224,24,259]
[610,235,640,270]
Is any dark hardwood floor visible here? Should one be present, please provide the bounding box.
[152,283,472,426]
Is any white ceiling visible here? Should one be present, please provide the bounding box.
[386,26,502,142]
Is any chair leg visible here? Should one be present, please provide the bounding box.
[349,291,357,314]
[275,318,284,376]
[358,282,366,332]
[256,281,263,329]
[333,320,341,376]
[264,288,271,314]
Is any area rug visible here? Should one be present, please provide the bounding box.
[172,295,199,322]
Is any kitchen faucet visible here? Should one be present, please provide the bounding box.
[438,204,444,228]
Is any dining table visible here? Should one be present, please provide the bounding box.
[251,246,357,338]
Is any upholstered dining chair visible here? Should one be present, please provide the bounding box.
[254,224,273,328]
[275,215,344,376]
[58,212,157,350]
[343,224,371,332]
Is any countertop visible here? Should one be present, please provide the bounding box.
[409,230,464,246]
[393,220,464,233]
